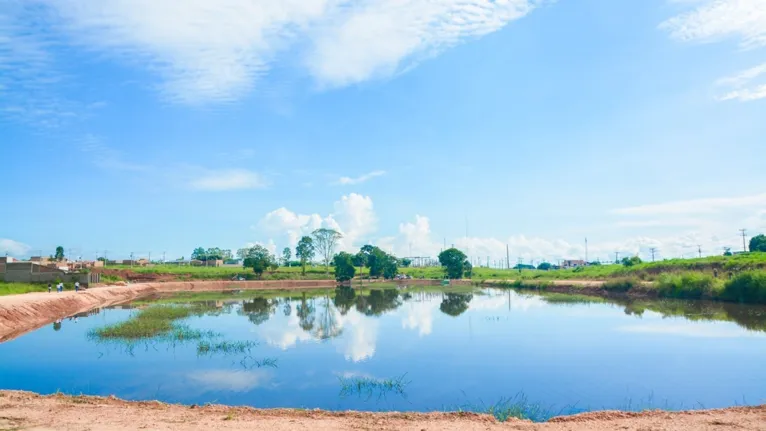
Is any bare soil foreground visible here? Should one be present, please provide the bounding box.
[0,391,763,431]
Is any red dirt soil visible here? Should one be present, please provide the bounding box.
[0,391,763,430]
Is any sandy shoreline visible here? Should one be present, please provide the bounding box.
[0,391,763,430]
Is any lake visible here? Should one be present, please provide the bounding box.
[1,286,765,420]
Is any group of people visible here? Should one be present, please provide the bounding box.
[47,282,80,293]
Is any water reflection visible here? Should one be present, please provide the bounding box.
[5,285,766,414]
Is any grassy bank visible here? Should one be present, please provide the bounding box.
[490,271,766,305]
[0,282,82,296]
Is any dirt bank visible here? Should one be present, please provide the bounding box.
[0,280,337,342]
[0,391,763,431]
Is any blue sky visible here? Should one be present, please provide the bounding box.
[1,0,764,263]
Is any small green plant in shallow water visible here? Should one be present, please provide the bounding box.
[338,373,410,399]
[197,340,258,356]
[89,305,216,341]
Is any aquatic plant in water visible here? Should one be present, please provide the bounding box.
[338,373,410,400]
[197,340,258,356]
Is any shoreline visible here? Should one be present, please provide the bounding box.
[0,390,763,430]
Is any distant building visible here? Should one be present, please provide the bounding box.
[561,259,586,269]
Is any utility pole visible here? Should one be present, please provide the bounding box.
[649,247,657,262]
[585,238,588,263]
[615,252,619,264]
[162,251,166,264]
[506,244,510,270]
[697,245,702,258]
[148,252,151,263]
[130,252,134,268]
[739,229,747,252]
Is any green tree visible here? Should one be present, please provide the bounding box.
[537,262,552,271]
[400,258,412,267]
[312,228,343,273]
[723,247,733,256]
[54,246,65,261]
[296,236,315,275]
[191,247,206,261]
[621,256,642,267]
[243,245,273,278]
[282,247,292,265]
[438,248,468,279]
[749,234,766,252]
[205,247,224,261]
[463,260,473,278]
[333,252,356,283]
[352,251,367,277]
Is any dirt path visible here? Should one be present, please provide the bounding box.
[0,391,763,431]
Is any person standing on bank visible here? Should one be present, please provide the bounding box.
[48,283,52,293]
[74,282,79,292]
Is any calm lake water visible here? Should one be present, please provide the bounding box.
[1,286,765,418]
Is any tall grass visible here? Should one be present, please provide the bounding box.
[656,273,719,299]
[720,271,766,304]
[0,282,49,296]
[602,278,640,293]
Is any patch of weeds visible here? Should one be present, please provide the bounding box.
[197,340,258,356]
[240,356,278,369]
[338,373,410,400]
[451,392,578,423]
[223,413,235,421]
[602,277,640,293]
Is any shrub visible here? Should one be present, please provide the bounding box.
[602,278,639,293]
[656,273,716,299]
[719,271,766,304]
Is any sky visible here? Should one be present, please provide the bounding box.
[1,0,765,264]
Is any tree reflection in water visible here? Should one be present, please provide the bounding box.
[440,293,473,317]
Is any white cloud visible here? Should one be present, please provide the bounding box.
[617,321,765,338]
[718,84,766,101]
[257,193,375,250]
[716,62,766,102]
[79,134,147,171]
[0,239,31,257]
[660,0,766,49]
[11,0,538,104]
[305,0,537,87]
[336,170,386,185]
[187,369,272,391]
[717,62,766,87]
[611,193,766,216]
[189,168,268,191]
[401,301,436,337]
[336,309,378,362]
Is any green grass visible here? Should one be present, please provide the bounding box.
[451,392,576,422]
[89,305,215,341]
[197,340,258,356]
[719,271,766,304]
[338,373,410,399]
[602,277,641,293]
[0,282,49,295]
[656,273,720,299]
